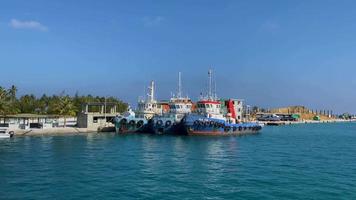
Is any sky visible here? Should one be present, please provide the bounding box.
[1,0,356,113]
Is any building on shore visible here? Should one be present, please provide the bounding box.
[0,114,76,130]
[77,102,120,129]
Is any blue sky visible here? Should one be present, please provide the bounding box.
[1,0,356,113]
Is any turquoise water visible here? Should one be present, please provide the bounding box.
[1,123,355,199]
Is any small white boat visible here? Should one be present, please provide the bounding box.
[0,129,14,139]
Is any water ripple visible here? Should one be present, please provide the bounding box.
[1,123,356,199]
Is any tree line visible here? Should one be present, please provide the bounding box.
[0,85,128,117]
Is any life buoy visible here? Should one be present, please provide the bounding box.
[137,120,144,128]
[199,121,205,126]
[156,120,163,127]
[120,119,127,125]
[209,121,215,127]
[165,120,172,127]
[204,121,210,126]
[129,120,136,126]
[9,131,14,137]
[238,126,242,131]
[194,120,200,126]
[224,126,231,132]
[214,122,219,128]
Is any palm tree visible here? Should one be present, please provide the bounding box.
[8,85,17,101]
[7,85,19,114]
[0,87,11,123]
[54,95,76,127]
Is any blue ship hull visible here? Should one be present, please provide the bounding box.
[115,117,151,134]
[152,122,185,135]
[178,114,263,136]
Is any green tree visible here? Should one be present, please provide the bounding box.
[0,87,10,116]
[18,94,37,113]
[8,85,17,101]
[7,85,19,114]
[53,95,76,127]
[1,85,128,120]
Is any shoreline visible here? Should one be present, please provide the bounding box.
[13,127,101,136]
[7,119,355,136]
[260,119,356,126]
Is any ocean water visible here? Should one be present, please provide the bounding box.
[0,123,355,200]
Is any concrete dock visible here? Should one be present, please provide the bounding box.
[260,119,356,126]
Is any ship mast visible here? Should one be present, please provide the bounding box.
[214,71,217,99]
[147,81,155,102]
[208,69,213,100]
[177,72,182,98]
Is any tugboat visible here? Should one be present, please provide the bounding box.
[114,81,162,134]
[114,107,147,134]
[151,72,193,134]
[179,69,263,136]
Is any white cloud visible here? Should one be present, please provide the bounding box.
[143,16,165,27]
[9,19,48,31]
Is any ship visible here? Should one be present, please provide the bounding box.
[114,81,161,134]
[178,69,263,136]
[150,72,193,134]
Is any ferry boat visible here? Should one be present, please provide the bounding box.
[151,72,193,134]
[114,81,161,134]
[178,70,263,136]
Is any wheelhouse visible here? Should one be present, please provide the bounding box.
[196,100,221,116]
